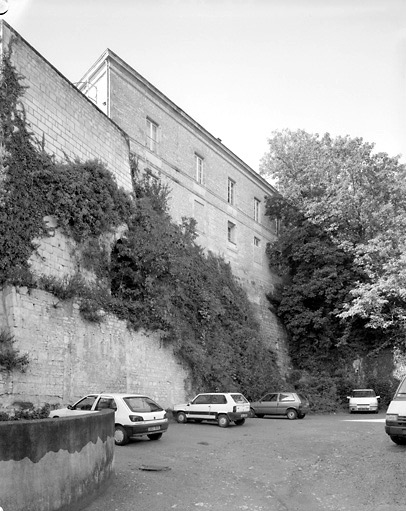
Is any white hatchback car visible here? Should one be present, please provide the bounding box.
[347,389,380,413]
[173,392,250,427]
[49,393,169,445]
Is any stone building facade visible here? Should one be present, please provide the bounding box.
[78,49,287,353]
[0,21,287,408]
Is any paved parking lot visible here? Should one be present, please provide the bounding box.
[84,412,404,511]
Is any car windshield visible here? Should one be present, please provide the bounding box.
[396,378,406,396]
[352,390,375,398]
[231,394,248,403]
[124,396,163,413]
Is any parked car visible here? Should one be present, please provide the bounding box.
[173,392,250,427]
[49,393,169,445]
[385,375,406,445]
[250,392,309,419]
[347,389,380,413]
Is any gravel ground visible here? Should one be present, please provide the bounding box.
[83,412,405,511]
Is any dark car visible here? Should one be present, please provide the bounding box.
[250,392,309,420]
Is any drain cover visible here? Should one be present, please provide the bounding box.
[139,465,171,471]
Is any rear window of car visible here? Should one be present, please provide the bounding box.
[279,393,295,401]
[298,394,308,403]
[124,396,163,412]
[210,395,227,404]
[352,390,375,398]
[231,394,248,403]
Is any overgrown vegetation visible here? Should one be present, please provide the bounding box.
[0,402,50,421]
[111,168,281,396]
[0,329,29,372]
[261,129,406,399]
[0,49,282,398]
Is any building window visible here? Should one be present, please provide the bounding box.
[228,221,236,244]
[195,154,204,184]
[146,118,158,152]
[228,178,235,205]
[194,200,205,233]
[254,237,262,264]
[254,198,260,222]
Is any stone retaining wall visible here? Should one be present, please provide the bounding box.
[0,286,189,410]
[0,410,114,511]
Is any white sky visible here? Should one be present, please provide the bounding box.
[2,0,406,170]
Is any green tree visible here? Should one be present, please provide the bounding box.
[261,129,406,370]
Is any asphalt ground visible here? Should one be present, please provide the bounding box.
[83,412,405,511]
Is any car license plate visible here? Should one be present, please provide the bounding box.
[148,426,160,432]
[240,414,248,418]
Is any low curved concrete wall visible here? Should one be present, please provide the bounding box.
[0,410,115,511]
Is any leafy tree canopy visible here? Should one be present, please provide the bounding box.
[261,129,406,370]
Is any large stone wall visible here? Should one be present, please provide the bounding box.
[0,21,131,191]
[0,285,188,409]
[0,20,289,410]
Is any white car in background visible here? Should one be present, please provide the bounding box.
[49,393,169,445]
[173,392,250,427]
[347,389,380,413]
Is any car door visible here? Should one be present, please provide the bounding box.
[94,396,117,413]
[186,394,212,419]
[277,393,296,415]
[257,393,278,415]
[208,394,227,419]
[68,395,98,415]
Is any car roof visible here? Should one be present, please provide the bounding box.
[265,391,295,394]
[91,393,153,398]
[352,388,374,391]
[196,392,242,396]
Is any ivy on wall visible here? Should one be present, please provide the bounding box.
[0,329,29,372]
[0,48,282,397]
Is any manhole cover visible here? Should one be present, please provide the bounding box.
[139,465,171,471]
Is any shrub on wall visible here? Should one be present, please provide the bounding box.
[0,329,29,372]
[0,402,50,421]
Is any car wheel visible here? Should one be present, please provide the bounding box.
[234,418,245,426]
[298,413,306,419]
[114,425,129,446]
[176,411,187,424]
[286,409,298,420]
[250,408,256,418]
[218,414,230,428]
[390,436,406,446]
[147,433,163,441]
